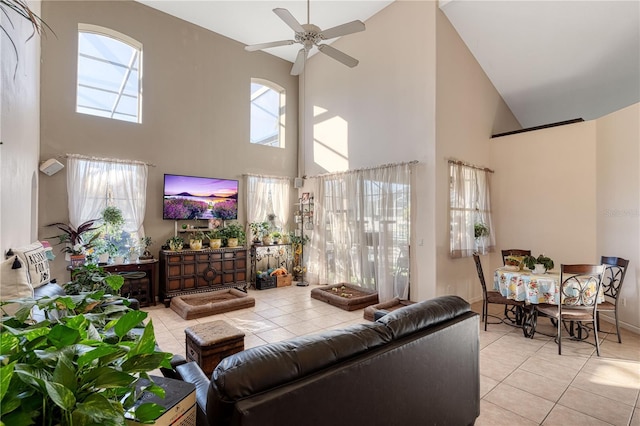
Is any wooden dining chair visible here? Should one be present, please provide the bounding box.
[501,249,531,265]
[473,253,524,331]
[597,256,629,343]
[535,264,606,356]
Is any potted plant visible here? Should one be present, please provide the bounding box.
[248,221,269,243]
[474,222,489,239]
[523,254,555,273]
[206,229,223,249]
[47,219,101,265]
[64,263,125,295]
[220,222,246,248]
[139,236,153,260]
[189,230,205,250]
[0,287,172,424]
[166,236,184,251]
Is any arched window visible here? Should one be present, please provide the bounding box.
[77,24,142,123]
[250,79,285,147]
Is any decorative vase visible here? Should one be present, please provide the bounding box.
[98,253,110,264]
[209,238,222,249]
[70,254,86,268]
[190,239,203,250]
[113,256,125,265]
[227,238,239,248]
[262,235,273,245]
[169,241,183,251]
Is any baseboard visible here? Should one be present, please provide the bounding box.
[598,313,640,336]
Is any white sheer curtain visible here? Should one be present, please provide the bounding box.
[308,163,413,302]
[449,161,495,258]
[244,175,291,236]
[67,156,148,237]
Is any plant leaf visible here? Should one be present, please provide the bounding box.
[92,370,135,389]
[113,310,147,338]
[0,362,15,402]
[52,355,77,392]
[134,402,166,422]
[130,320,156,357]
[78,346,126,368]
[121,353,169,373]
[45,381,76,411]
[0,333,19,355]
[73,393,124,423]
[105,275,124,292]
[48,324,81,349]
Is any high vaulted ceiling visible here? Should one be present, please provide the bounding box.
[136,1,640,129]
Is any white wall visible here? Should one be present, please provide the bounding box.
[304,0,437,302]
[489,104,640,333]
[434,8,520,302]
[596,103,640,333]
[0,0,41,260]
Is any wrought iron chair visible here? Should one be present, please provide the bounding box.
[473,253,524,331]
[501,249,531,265]
[597,256,629,343]
[535,264,606,356]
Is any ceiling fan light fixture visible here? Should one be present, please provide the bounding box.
[244,2,365,75]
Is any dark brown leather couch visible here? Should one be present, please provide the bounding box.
[174,295,480,426]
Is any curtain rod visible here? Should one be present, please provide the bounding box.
[304,160,418,179]
[448,159,494,174]
[60,153,156,167]
[243,173,292,181]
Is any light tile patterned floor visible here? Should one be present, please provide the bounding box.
[143,286,640,426]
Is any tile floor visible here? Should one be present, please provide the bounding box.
[143,285,640,426]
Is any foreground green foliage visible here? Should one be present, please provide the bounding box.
[0,289,172,425]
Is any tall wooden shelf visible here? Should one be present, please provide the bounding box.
[159,247,247,307]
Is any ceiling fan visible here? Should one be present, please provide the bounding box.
[244,1,366,76]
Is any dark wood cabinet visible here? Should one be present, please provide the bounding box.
[159,247,248,307]
[102,260,157,307]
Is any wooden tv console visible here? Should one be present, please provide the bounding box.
[159,247,248,307]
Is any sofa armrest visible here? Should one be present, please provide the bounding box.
[175,362,210,426]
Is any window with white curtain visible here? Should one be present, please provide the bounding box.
[308,163,413,302]
[244,175,291,238]
[449,161,495,258]
[250,79,285,147]
[66,156,148,246]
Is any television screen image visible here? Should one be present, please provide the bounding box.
[163,174,238,220]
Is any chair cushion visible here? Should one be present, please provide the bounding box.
[486,291,522,306]
[596,301,615,312]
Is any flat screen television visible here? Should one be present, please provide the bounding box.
[163,174,238,220]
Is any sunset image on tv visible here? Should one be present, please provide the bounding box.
[163,174,238,220]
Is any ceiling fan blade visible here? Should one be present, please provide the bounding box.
[273,8,305,33]
[290,48,308,76]
[245,40,295,52]
[317,44,359,68]
[319,20,365,40]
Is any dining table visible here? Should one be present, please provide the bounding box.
[493,267,604,338]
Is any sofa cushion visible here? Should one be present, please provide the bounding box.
[376,295,471,339]
[13,242,51,288]
[212,322,392,400]
[0,256,34,315]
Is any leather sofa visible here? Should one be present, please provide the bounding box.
[172,295,480,426]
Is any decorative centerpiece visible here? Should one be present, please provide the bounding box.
[523,254,554,273]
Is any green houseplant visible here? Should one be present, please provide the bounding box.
[474,222,490,239]
[166,236,183,251]
[0,279,172,425]
[47,219,101,256]
[523,254,555,272]
[248,222,269,243]
[221,222,246,247]
[188,230,205,250]
[206,229,223,249]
